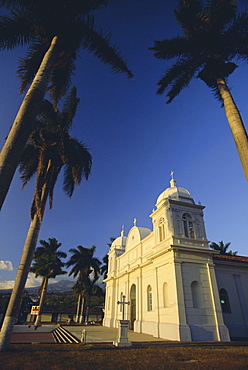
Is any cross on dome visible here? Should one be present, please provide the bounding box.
[170,170,176,187]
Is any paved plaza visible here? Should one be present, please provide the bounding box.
[11,324,165,344]
[67,324,164,344]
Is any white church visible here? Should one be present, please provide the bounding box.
[103,177,248,341]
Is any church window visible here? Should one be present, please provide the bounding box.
[159,218,165,242]
[219,288,231,313]
[182,213,195,239]
[147,285,152,311]
[191,281,203,308]
[163,282,169,308]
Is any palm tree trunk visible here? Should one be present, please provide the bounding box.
[0,36,58,211]
[79,296,85,324]
[217,78,248,182]
[0,214,42,350]
[75,294,81,323]
[0,165,53,351]
[34,277,48,326]
[85,306,90,323]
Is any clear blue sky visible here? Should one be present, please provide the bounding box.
[0,0,248,289]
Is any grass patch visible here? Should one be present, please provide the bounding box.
[0,344,248,369]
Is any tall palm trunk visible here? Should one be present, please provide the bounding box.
[34,277,48,326]
[79,295,85,324]
[75,294,81,323]
[217,78,248,182]
[0,36,58,211]
[0,164,53,351]
[0,214,42,350]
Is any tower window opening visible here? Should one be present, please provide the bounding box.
[182,213,195,239]
[159,218,165,242]
[147,285,152,311]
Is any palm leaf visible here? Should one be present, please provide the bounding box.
[17,40,51,93]
[149,37,191,59]
[80,15,133,78]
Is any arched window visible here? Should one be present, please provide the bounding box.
[163,282,169,308]
[191,281,203,308]
[219,288,231,313]
[159,218,165,242]
[182,213,195,239]
[147,285,152,311]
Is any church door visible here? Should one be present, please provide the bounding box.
[130,284,136,330]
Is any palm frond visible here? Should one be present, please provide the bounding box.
[17,40,50,93]
[157,56,203,100]
[61,87,80,129]
[198,60,237,102]
[0,13,34,49]
[47,166,62,210]
[174,0,203,37]
[36,99,59,128]
[80,15,133,78]
[19,144,39,187]
[63,138,92,197]
[48,55,76,108]
[205,0,238,33]
[149,36,190,59]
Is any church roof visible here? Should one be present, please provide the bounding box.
[156,178,194,205]
[213,255,248,264]
[135,226,151,240]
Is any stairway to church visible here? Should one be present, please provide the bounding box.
[52,325,81,343]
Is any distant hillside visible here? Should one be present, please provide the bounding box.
[0,279,75,294]
[0,279,105,294]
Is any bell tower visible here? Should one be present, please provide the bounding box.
[151,175,208,250]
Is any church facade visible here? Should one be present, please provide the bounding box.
[103,178,248,341]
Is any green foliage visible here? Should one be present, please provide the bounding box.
[149,0,248,103]
[209,240,238,255]
[44,292,77,309]
[30,238,67,279]
[19,87,92,220]
[66,245,101,282]
[0,294,10,313]
[100,237,114,279]
[0,0,133,106]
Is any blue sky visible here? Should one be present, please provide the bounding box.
[0,0,248,289]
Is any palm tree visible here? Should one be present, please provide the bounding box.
[210,241,238,255]
[0,0,133,211]
[84,276,104,323]
[30,238,67,326]
[101,254,109,280]
[149,0,248,181]
[100,237,115,280]
[0,88,92,351]
[66,245,101,323]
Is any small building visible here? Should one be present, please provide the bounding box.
[103,177,248,341]
[27,305,104,324]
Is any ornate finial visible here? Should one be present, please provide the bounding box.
[170,170,176,188]
[133,218,137,226]
[121,225,125,237]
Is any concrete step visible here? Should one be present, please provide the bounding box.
[52,325,81,344]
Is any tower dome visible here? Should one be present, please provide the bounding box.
[110,229,126,250]
[156,177,194,205]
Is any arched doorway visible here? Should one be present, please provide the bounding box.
[130,284,136,330]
